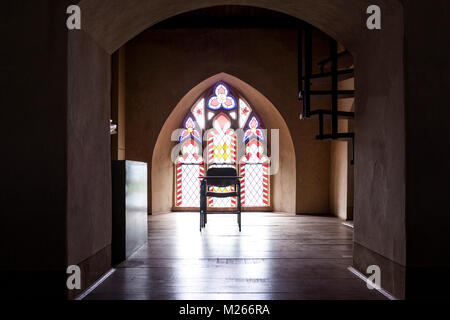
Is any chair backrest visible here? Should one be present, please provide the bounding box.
[206,167,238,187]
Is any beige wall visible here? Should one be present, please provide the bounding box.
[124,28,332,214]
[330,139,348,220]
[329,76,355,220]
[66,30,113,298]
[347,120,355,220]
[67,30,112,268]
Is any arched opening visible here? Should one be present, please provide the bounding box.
[67,1,407,299]
[152,73,296,214]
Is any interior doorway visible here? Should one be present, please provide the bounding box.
[69,0,406,298]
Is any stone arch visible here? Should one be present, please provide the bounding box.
[152,72,296,213]
[78,0,401,55]
[69,0,407,279]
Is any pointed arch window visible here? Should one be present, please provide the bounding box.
[174,82,270,209]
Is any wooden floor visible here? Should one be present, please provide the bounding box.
[85,212,385,300]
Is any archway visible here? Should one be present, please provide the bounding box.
[152,73,296,214]
[77,0,399,54]
[68,0,406,297]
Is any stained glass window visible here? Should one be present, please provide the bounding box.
[179,116,201,143]
[175,82,270,208]
[191,99,205,129]
[240,139,270,207]
[239,99,252,128]
[175,139,204,208]
[207,84,236,110]
[207,113,237,208]
[244,116,264,141]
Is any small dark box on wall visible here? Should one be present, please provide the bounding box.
[111,161,148,264]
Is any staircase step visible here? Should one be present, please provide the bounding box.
[308,90,354,95]
[301,90,354,101]
[309,73,354,88]
[303,68,354,80]
[316,132,354,141]
[310,109,354,119]
[317,51,353,72]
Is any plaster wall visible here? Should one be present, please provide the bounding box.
[329,77,355,220]
[353,1,406,265]
[330,139,348,220]
[111,48,127,160]
[67,30,112,266]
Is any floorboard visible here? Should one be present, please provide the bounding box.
[85,212,386,300]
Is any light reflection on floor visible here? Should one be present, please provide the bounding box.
[85,212,386,300]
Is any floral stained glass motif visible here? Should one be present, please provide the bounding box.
[177,139,203,164]
[242,138,268,163]
[207,84,236,110]
[239,99,252,128]
[212,113,232,133]
[208,114,235,166]
[244,116,264,141]
[191,99,205,129]
[179,117,201,143]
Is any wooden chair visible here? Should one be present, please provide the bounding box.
[200,167,241,231]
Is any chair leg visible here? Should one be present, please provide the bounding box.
[237,181,242,232]
[202,211,206,228]
[200,179,207,231]
[200,203,202,231]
